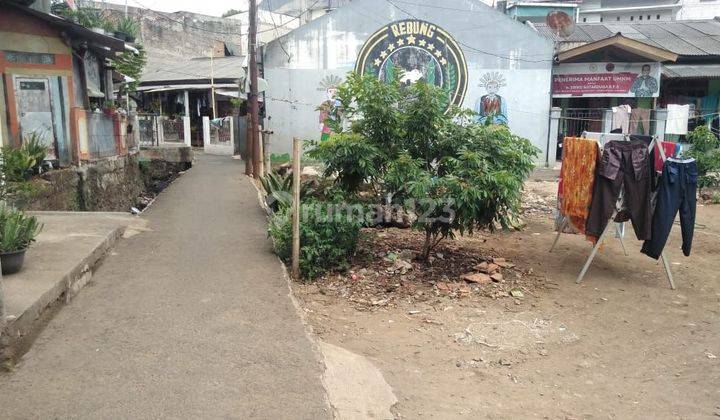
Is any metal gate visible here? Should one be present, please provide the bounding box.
[557,108,604,159]
[138,113,159,147]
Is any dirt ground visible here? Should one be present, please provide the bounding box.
[293,178,720,419]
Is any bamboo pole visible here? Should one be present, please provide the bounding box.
[257,128,265,176]
[291,137,301,280]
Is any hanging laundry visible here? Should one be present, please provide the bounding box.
[629,108,651,135]
[612,105,632,133]
[586,140,653,241]
[653,141,678,173]
[641,158,698,259]
[666,104,690,135]
[559,137,600,233]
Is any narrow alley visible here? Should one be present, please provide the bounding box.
[0,155,330,419]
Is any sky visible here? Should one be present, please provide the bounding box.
[104,0,250,17]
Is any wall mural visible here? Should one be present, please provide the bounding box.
[475,71,508,125]
[355,19,468,110]
[317,75,343,141]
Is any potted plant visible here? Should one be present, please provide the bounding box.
[116,17,139,43]
[0,206,42,275]
[74,8,105,33]
[104,100,117,116]
[101,17,116,37]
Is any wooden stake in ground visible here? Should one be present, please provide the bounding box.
[248,0,261,178]
[291,137,301,280]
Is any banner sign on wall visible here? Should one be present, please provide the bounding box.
[552,62,661,98]
[354,19,469,110]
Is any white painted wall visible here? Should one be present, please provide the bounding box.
[263,0,555,163]
[677,0,720,19]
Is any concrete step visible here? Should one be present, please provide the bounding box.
[1,212,137,362]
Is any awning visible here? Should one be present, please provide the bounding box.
[662,64,720,79]
[137,83,239,92]
[214,89,264,102]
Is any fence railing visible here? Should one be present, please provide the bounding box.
[161,117,185,143]
[203,116,235,155]
[135,114,191,147]
[137,113,160,147]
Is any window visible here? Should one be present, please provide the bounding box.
[617,16,621,21]
[630,16,634,21]
[657,14,661,19]
[639,15,643,20]
[19,81,46,90]
[600,17,604,22]
[648,15,651,20]
[4,51,55,65]
[583,17,587,22]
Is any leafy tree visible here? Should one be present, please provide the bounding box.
[221,9,244,18]
[686,125,720,193]
[110,44,147,95]
[307,72,538,261]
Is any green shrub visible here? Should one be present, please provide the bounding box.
[22,132,48,170]
[686,126,720,193]
[306,72,539,261]
[2,147,36,182]
[259,170,316,213]
[711,191,720,204]
[117,16,139,37]
[268,200,362,280]
[0,205,42,252]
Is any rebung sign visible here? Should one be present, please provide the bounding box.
[552,62,661,98]
[355,19,469,109]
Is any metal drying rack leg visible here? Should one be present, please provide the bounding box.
[576,218,614,285]
[549,217,567,253]
[615,223,629,256]
[660,253,676,290]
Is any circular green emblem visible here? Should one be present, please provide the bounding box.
[355,19,469,109]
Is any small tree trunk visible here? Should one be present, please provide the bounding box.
[420,229,433,262]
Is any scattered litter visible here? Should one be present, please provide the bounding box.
[510,289,524,298]
[130,207,141,215]
[408,310,422,315]
[706,352,717,359]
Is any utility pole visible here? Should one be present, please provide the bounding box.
[210,46,217,119]
[248,0,261,178]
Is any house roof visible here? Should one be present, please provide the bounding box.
[662,63,720,78]
[140,54,246,84]
[7,2,126,58]
[556,33,679,63]
[534,19,720,57]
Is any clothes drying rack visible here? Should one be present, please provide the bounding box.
[550,131,676,290]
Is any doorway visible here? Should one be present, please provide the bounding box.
[13,76,58,159]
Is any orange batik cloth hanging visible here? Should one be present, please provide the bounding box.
[559,137,600,234]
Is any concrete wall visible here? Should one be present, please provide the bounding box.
[263,0,555,163]
[102,4,246,58]
[15,155,146,212]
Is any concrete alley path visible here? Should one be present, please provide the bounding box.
[0,154,331,419]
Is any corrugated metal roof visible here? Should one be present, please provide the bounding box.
[140,54,246,84]
[535,19,720,56]
[662,64,720,78]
